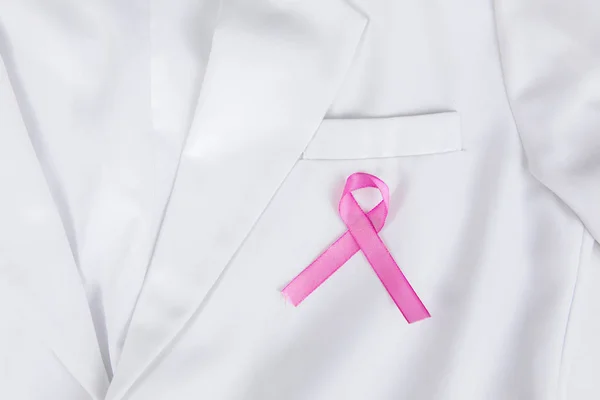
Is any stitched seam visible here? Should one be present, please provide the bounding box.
[555,226,589,400]
[302,148,464,161]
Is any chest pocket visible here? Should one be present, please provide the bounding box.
[302,111,462,160]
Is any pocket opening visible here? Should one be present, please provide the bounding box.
[301,111,462,160]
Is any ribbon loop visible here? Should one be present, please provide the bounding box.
[282,172,430,324]
[339,172,389,230]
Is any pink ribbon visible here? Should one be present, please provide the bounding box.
[282,172,430,323]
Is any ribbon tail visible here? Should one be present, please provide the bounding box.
[344,202,430,323]
[365,235,430,323]
[362,235,431,324]
[282,231,360,306]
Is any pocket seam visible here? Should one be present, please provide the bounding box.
[556,226,594,399]
[301,111,462,160]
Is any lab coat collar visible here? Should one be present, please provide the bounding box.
[107,0,367,398]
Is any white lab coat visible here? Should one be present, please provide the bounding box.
[1,0,599,399]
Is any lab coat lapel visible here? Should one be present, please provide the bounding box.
[107,0,367,398]
[0,58,109,398]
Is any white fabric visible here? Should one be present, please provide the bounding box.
[0,0,598,399]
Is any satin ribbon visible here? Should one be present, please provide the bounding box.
[282,172,430,323]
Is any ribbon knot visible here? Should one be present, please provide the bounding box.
[282,172,430,323]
